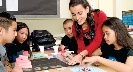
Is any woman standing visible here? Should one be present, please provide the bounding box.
[67,0,107,65]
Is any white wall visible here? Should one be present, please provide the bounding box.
[60,0,71,18]
[114,0,122,19]
[122,0,133,11]
[99,0,114,17]
[16,18,66,35]
[87,0,99,9]
[87,0,114,17]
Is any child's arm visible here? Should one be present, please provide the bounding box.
[91,48,102,66]
[4,54,12,72]
[58,44,66,51]
[92,48,102,56]
[97,56,133,72]
[28,50,32,58]
[59,35,68,51]
[81,56,133,72]
[12,66,23,72]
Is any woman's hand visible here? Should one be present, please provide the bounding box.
[80,56,99,66]
[63,51,74,64]
[67,54,83,65]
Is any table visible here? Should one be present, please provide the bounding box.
[32,50,116,72]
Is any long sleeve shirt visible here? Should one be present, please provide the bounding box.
[72,11,107,56]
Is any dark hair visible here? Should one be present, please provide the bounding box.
[0,12,16,21]
[63,19,73,25]
[102,17,133,49]
[0,12,16,30]
[16,22,30,45]
[69,0,100,39]
[0,17,13,30]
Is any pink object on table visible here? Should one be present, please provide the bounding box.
[15,55,32,68]
[61,49,66,53]
[23,51,29,56]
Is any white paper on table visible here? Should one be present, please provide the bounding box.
[6,0,18,11]
[0,0,2,6]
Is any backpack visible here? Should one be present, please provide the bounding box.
[30,30,56,52]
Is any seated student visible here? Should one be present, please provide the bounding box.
[59,19,78,54]
[80,17,133,72]
[5,22,31,63]
[0,12,22,72]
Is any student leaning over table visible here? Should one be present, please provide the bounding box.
[81,17,133,72]
[65,0,107,65]
[0,12,23,72]
[5,22,32,63]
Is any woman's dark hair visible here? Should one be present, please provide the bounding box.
[102,17,133,49]
[16,22,30,45]
[69,0,100,39]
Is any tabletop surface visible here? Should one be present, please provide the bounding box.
[32,50,116,72]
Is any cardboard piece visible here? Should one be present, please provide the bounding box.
[15,55,32,68]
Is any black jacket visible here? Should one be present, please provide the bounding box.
[61,35,78,54]
[5,39,30,63]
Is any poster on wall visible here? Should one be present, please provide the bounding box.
[122,10,133,31]
[6,0,18,11]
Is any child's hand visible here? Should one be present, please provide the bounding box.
[11,66,23,72]
[93,61,100,66]
[80,56,99,67]
[59,51,73,64]
[67,54,82,65]
[58,44,65,51]
[63,52,73,62]
[5,65,12,72]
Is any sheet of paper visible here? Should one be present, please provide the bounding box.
[6,0,18,11]
[31,53,45,59]
[0,0,2,6]
[69,65,106,72]
[32,54,38,59]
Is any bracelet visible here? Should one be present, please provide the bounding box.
[79,53,84,59]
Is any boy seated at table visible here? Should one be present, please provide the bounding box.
[59,19,78,54]
[5,22,31,63]
[0,12,23,72]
